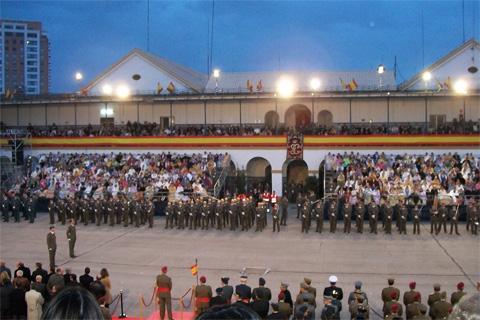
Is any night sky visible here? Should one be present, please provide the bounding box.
[2,0,478,93]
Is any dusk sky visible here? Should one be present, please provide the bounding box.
[2,0,479,93]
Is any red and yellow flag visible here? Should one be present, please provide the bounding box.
[247,80,253,92]
[435,78,444,90]
[81,86,88,96]
[347,79,358,91]
[256,80,262,91]
[167,82,175,94]
[190,264,198,276]
[444,77,451,89]
[5,89,11,99]
[157,82,163,94]
[340,78,347,89]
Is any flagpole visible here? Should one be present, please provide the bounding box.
[195,259,198,286]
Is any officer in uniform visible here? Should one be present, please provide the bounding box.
[427,283,442,318]
[313,200,324,233]
[134,199,141,228]
[201,201,209,230]
[328,200,338,233]
[95,198,103,226]
[368,200,379,234]
[146,199,154,228]
[1,193,10,222]
[465,199,473,232]
[430,205,439,235]
[355,201,365,234]
[280,194,289,226]
[381,278,400,310]
[272,203,280,232]
[121,197,129,227]
[406,293,425,320]
[255,202,265,232]
[296,192,304,219]
[46,225,57,269]
[437,202,448,234]
[215,200,223,230]
[107,197,115,227]
[300,202,309,233]
[449,204,460,235]
[398,202,408,234]
[177,200,186,230]
[411,204,421,235]
[429,291,452,319]
[240,199,248,231]
[156,266,173,320]
[403,281,420,308]
[450,282,466,306]
[114,196,122,224]
[195,276,212,315]
[220,277,233,303]
[66,219,77,258]
[471,202,479,235]
[12,193,21,223]
[342,202,352,233]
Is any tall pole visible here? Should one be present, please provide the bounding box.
[239,100,242,127]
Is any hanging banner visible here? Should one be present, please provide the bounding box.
[287,134,303,159]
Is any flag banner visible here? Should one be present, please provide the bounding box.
[81,86,88,96]
[167,82,175,94]
[5,89,11,99]
[191,264,198,276]
[287,134,303,159]
[444,77,451,89]
[435,78,444,90]
[340,78,347,89]
[157,82,163,94]
[348,79,358,91]
[256,80,262,91]
[247,80,253,92]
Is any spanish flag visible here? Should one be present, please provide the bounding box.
[190,263,198,276]
[157,82,163,94]
[340,78,347,89]
[247,80,253,92]
[167,82,175,94]
[256,80,263,91]
[5,89,11,99]
[347,79,358,91]
[81,86,88,96]
[444,77,451,89]
[435,78,444,90]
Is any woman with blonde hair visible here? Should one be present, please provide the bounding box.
[99,268,113,306]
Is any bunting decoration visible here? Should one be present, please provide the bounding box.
[167,82,175,94]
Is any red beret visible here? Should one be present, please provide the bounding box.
[391,304,399,312]
[457,282,464,290]
[200,276,206,283]
[391,291,398,299]
[409,282,416,288]
[162,266,168,272]
[413,293,421,300]
[278,292,285,299]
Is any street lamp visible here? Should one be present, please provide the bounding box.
[422,72,431,91]
[213,69,220,93]
[377,65,384,90]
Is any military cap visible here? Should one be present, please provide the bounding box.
[433,283,441,290]
[304,277,312,285]
[355,281,362,287]
[457,282,464,290]
[278,292,285,300]
[271,303,279,311]
[300,282,309,289]
[409,282,416,289]
[259,277,266,285]
[215,287,223,293]
[221,277,229,284]
[329,275,338,283]
[357,295,365,303]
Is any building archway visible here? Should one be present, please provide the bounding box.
[318,110,333,126]
[265,110,279,129]
[281,159,308,199]
[284,104,311,129]
[246,157,272,193]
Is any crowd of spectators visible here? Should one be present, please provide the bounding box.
[1,119,477,138]
[322,151,480,207]
[6,151,231,202]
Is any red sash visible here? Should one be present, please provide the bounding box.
[157,287,170,292]
[197,297,210,303]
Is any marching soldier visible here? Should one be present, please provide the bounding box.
[328,200,338,233]
[272,203,280,232]
[411,204,421,235]
[146,198,154,228]
[355,201,366,234]
[398,202,408,234]
[280,194,289,226]
[437,202,448,234]
[368,200,379,234]
[343,202,352,234]
[313,199,324,233]
[449,204,460,235]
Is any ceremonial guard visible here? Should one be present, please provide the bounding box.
[342,202,352,233]
[95,198,103,226]
[177,200,186,230]
[411,204,421,235]
[296,192,304,219]
[314,200,324,233]
[215,200,223,230]
[66,219,77,258]
[107,197,115,226]
[255,202,265,232]
[201,201,209,230]
[430,204,439,235]
[368,200,379,234]
[164,202,173,229]
[437,202,448,234]
[156,266,173,320]
[471,202,479,235]
[27,195,36,223]
[114,196,122,224]
[300,202,310,233]
[449,203,460,235]
[328,200,338,233]
[398,202,408,234]
[280,194,289,226]
[121,197,129,227]
[12,193,20,222]
[240,199,248,231]
[1,193,10,222]
[134,199,141,227]
[465,199,473,231]
[146,198,154,228]
[195,276,212,315]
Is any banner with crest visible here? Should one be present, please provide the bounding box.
[287,134,303,159]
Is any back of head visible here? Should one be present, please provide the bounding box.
[195,304,261,320]
[449,292,480,320]
[41,287,103,320]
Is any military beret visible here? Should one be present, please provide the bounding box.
[457,282,464,290]
[413,293,421,300]
[200,276,206,283]
[300,283,309,289]
[329,275,338,283]
[295,310,306,319]
[161,266,167,272]
[281,282,289,288]
[355,281,362,287]
[357,295,365,303]
[304,277,312,285]
[391,291,398,299]
[215,287,223,293]
[391,304,399,312]
[409,282,416,288]
[271,303,279,311]
[278,292,285,299]
[259,277,266,285]
[419,304,427,313]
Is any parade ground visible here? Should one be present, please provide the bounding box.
[0,205,478,320]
